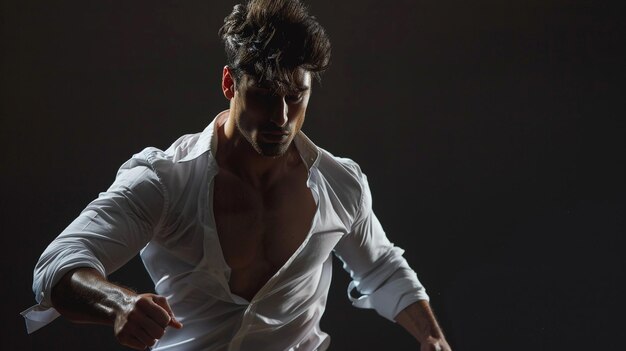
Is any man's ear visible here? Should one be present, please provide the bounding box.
[222,66,236,100]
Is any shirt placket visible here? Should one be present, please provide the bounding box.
[228,170,321,351]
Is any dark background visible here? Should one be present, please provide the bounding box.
[2,0,624,350]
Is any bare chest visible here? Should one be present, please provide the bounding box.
[212,168,317,300]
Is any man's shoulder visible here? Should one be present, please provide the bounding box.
[317,147,364,180]
[314,147,367,207]
[137,119,216,167]
[162,129,213,163]
[120,129,214,187]
[129,128,212,166]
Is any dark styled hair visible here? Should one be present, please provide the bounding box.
[219,0,331,93]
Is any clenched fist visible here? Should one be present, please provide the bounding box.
[114,293,183,350]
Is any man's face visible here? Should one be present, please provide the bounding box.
[231,69,312,157]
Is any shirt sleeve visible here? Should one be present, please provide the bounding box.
[333,171,429,322]
[23,149,167,333]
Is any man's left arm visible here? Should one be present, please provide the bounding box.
[333,165,452,350]
[395,300,451,351]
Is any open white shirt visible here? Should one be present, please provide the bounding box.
[23,110,429,351]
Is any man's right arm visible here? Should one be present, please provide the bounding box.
[51,267,182,350]
[34,149,179,349]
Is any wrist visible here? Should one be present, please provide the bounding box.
[396,300,444,343]
[97,286,138,323]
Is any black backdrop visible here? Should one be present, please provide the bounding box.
[2,1,624,350]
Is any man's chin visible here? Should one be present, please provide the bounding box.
[256,141,291,158]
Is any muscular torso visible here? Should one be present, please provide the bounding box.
[212,156,317,301]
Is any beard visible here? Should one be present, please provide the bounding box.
[236,118,292,158]
[255,140,291,157]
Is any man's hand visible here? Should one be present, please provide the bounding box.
[395,300,452,351]
[114,293,183,350]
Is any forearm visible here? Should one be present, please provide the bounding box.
[51,267,137,326]
[395,300,451,350]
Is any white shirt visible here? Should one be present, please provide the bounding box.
[23,111,429,351]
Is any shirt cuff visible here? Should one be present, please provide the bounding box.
[348,268,429,321]
[20,304,61,334]
[27,256,106,333]
[35,254,107,308]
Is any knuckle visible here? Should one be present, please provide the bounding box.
[136,296,150,307]
[158,316,171,328]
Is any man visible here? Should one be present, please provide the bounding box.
[22,1,451,350]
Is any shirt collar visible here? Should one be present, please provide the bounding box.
[178,110,321,171]
[175,110,224,163]
[293,129,320,170]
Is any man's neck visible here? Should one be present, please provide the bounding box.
[215,112,300,188]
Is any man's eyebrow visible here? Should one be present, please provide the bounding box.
[285,85,310,94]
[294,85,310,92]
[250,82,310,94]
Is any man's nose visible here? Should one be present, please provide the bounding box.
[270,97,288,127]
